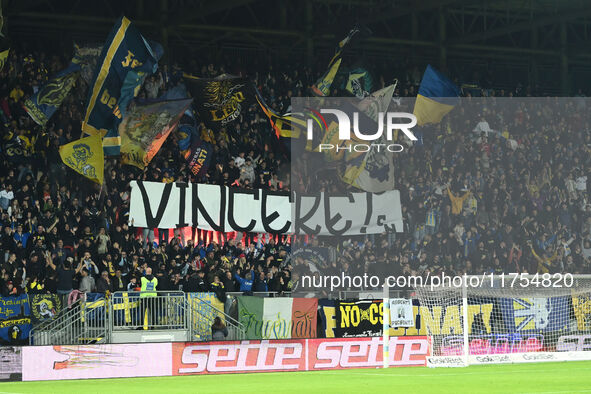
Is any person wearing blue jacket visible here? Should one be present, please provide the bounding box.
[253,271,268,292]
[234,268,254,293]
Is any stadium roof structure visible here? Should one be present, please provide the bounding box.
[3,0,591,93]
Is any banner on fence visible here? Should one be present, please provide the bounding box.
[128,181,403,235]
[111,292,141,325]
[237,296,318,339]
[418,301,493,335]
[318,299,425,338]
[389,299,414,328]
[172,336,429,375]
[187,292,225,341]
[30,294,62,325]
[335,300,383,337]
[572,294,591,331]
[83,293,106,323]
[499,297,569,332]
[0,295,31,345]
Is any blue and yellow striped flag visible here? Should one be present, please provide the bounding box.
[413,65,460,126]
[82,16,162,156]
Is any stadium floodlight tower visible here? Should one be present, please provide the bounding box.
[413,274,591,367]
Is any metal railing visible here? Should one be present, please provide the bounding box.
[226,291,292,297]
[188,295,245,341]
[30,295,108,345]
[108,291,190,333]
[29,291,247,345]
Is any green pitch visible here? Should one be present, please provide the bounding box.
[2,361,590,394]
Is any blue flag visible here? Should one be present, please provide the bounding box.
[24,57,81,126]
[83,293,106,323]
[413,64,460,126]
[499,297,569,332]
[81,16,162,156]
[184,136,213,178]
[0,295,31,345]
[111,292,141,325]
[177,124,194,151]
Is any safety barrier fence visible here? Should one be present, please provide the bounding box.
[28,291,244,346]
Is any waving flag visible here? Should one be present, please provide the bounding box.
[183,74,256,131]
[120,98,192,169]
[413,64,460,126]
[82,16,162,156]
[311,27,360,97]
[341,85,396,192]
[255,89,307,139]
[59,134,104,184]
[343,67,373,98]
[24,56,81,126]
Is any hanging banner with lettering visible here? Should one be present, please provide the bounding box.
[334,300,383,337]
[184,138,213,177]
[389,299,414,328]
[291,298,318,339]
[319,298,424,338]
[128,181,403,235]
[171,336,429,375]
[318,299,337,338]
[0,295,31,345]
[237,296,318,340]
[418,301,493,335]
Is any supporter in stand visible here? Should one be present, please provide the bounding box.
[211,316,228,341]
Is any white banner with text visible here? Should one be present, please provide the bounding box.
[128,181,403,235]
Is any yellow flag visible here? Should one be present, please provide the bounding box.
[311,58,342,97]
[59,134,104,184]
[0,49,8,71]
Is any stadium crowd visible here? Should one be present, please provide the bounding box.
[0,43,590,299]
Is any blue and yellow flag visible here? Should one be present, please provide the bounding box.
[24,56,81,126]
[0,48,7,72]
[0,294,31,345]
[255,89,307,139]
[119,98,192,169]
[341,85,396,192]
[82,16,162,156]
[311,27,360,97]
[59,134,104,184]
[413,65,460,126]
